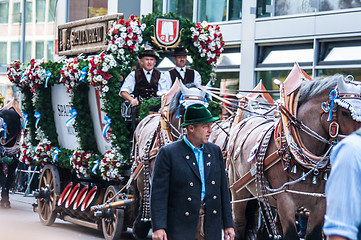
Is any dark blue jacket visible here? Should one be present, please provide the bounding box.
[151,139,234,240]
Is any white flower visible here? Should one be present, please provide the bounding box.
[95,75,103,81]
[103,86,109,92]
[102,79,108,85]
[110,44,117,52]
[120,32,127,38]
[102,66,109,72]
[141,23,146,31]
[109,60,117,67]
[121,27,126,32]
[190,27,195,32]
[127,40,133,46]
[193,42,199,47]
[114,24,120,30]
[201,53,205,57]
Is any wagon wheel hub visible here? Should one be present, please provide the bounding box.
[35,185,51,204]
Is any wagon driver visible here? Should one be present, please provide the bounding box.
[151,103,235,240]
[120,49,167,106]
[158,46,202,92]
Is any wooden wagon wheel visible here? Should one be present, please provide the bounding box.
[102,185,126,240]
[37,164,61,226]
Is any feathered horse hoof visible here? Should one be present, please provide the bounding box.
[0,198,11,208]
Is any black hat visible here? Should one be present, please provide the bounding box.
[172,47,189,56]
[139,50,160,60]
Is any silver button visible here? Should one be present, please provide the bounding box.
[213,195,217,199]
[186,155,190,159]
[211,181,215,185]
[193,162,196,165]
[187,197,192,201]
[190,182,194,187]
[185,212,189,216]
[213,210,217,214]
[208,154,211,158]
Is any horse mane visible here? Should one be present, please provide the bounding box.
[169,82,198,116]
[298,74,342,107]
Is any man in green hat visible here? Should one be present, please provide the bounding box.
[151,104,235,240]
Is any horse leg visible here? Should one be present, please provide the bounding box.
[305,199,326,240]
[231,188,251,240]
[276,193,299,240]
[0,158,17,208]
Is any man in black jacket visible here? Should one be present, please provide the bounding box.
[151,104,235,240]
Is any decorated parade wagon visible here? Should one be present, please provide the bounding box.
[5,12,225,239]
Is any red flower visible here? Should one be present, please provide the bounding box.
[114,29,118,35]
[129,15,136,21]
[127,28,132,34]
[118,19,125,25]
[132,34,138,41]
[193,35,199,41]
[125,21,130,27]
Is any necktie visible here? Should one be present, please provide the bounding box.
[147,72,151,74]
[180,68,184,71]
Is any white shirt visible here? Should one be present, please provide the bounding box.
[158,67,202,92]
[120,68,167,96]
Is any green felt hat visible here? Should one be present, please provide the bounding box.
[180,104,219,127]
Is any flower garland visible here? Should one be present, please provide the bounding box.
[191,21,225,65]
[19,132,35,166]
[60,57,82,93]
[106,15,145,73]
[70,149,93,178]
[88,53,118,95]
[99,148,125,181]
[7,60,26,89]
[22,59,47,92]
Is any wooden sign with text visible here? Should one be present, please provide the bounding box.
[58,13,123,56]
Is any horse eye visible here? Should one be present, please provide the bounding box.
[341,111,350,117]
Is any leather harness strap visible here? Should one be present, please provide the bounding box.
[230,150,280,193]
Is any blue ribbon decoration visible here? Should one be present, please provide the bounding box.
[69,155,73,165]
[34,112,41,128]
[328,89,339,121]
[92,160,100,174]
[45,70,51,88]
[103,116,111,138]
[22,112,28,130]
[176,94,184,118]
[21,74,26,83]
[2,122,7,139]
[66,109,77,127]
[79,66,89,82]
[53,148,61,162]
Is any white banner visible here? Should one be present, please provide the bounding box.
[51,84,79,150]
[88,86,112,154]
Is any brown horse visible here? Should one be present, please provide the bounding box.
[131,80,211,239]
[227,73,361,240]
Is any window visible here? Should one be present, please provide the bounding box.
[153,0,163,14]
[36,0,45,22]
[198,0,242,22]
[319,69,361,81]
[47,40,54,61]
[12,1,21,24]
[199,0,227,22]
[36,41,44,59]
[320,0,361,11]
[0,0,9,24]
[26,1,32,23]
[169,0,194,20]
[229,0,242,20]
[88,0,107,18]
[48,0,56,22]
[319,40,361,65]
[11,41,20,61]
[0,42,7,64]
[25,41,32,63]
[258,43,313,67]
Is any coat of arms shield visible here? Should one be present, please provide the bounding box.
[155,18,180,46]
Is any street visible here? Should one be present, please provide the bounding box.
[0,192,146,240]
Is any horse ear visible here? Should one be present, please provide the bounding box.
[179,77,188,95]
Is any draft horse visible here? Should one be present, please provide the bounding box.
[130,79,210,239]
[227,69,361,240]
[0,103,22,208]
